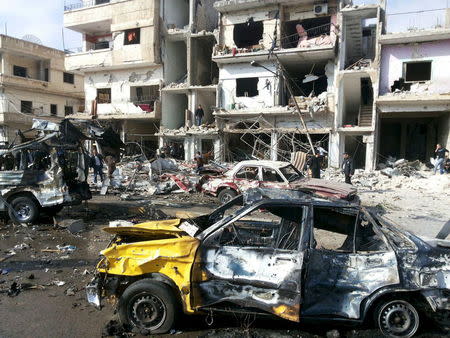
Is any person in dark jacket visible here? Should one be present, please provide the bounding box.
[195,105,204,126]
[90,148,104,183]
[307,153,322,179]
[342,152,354,184]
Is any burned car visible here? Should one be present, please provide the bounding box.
[87,189,450,337]
[201,160,356,203]
[0,119,92,223]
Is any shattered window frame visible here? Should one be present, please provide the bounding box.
[261,166,285,183]
[234,165,260,180]
[310,205,359,253]
[202,201,306,252]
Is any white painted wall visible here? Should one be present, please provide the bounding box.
[219,62,277,109]
[379,40,450,95]
[84,66,163,115]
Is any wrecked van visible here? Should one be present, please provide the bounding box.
[87,189,450,337]
[0,119,91,223]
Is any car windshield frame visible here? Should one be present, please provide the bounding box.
[279,164,303,182]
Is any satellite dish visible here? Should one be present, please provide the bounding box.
[22,34,43,45]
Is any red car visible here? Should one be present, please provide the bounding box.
[201,160,356,203]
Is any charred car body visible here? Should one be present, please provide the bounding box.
[201,160,356,203]
[0,119,123,223]
[87,188,450,337]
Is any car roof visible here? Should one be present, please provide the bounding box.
[236,160,291,168]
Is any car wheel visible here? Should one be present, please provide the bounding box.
[118,279,177,334]
[377,299,420,338]
[218,188,237,204]
[43,205,64,216]
[8,196,39,224]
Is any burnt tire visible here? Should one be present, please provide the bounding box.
[376,299,420,338]
[8,196,39,224]
[118,279,177,334]
[218,188,237,204]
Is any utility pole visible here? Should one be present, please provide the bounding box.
[276,59,316,155]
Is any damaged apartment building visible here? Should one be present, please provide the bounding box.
[375,11,450,165]
[64,0,219,158]
[210,0,384,170]
[0,35,84,142]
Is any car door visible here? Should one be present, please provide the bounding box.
[232,165,261,191]
[191,203,308,322]
[301,205,400,319]
[259,166,290,190]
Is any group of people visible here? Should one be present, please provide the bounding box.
[307,148,355,184]
[89,148,117,184]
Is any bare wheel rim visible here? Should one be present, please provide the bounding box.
[379,301,419,337]
[15,203,32,222]
[221,192,234,203]
[130,294,167,330]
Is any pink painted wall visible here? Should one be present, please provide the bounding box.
[379,39,450,95]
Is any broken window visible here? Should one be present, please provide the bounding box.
[94,41,110,50]
[355,213,388,252]
[124,28,140,45]
[97,88,111,103]
[64,106,73,116]
[236,78,258,97]
[44,68,49,82]
[216,206,303,250]
[63,72,74,84]
[235,166,259,180]
[262,167,284,182]
[50,104,57,116]
[21,101,32,114]
[233,19,263,48]
[312,207,356,252]
[13,65,27,78]
[404,61,432,82]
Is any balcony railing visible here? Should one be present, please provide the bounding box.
[64,42,112,54]
[64,0,110,11]
[385,8,447,34]
[281,23,333,49]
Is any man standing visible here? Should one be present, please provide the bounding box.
[90,148,104,183]
[342,152,354,184]
[194,151,204,173]
[307,153,322,179]
[434,144,449,175]
[194,104,204,126]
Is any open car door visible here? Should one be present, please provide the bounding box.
[191,202,308,321]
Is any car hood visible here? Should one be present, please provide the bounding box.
[99,219,200,276]
[103,219,186,237]
[289,178,357,200]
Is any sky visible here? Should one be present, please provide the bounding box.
[0,0,448,50]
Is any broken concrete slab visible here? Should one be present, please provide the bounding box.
[54,217,86,234]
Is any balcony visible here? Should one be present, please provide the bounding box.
[65,47,113,71]
[95,100,161,120]
[64,0,110,11]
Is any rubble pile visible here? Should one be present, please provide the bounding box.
[98,156,227,199]
[323,158,450,195]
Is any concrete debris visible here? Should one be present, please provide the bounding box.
[55,218,86,234]
[109,220,134,228]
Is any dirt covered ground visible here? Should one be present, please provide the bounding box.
[0,175,449,337]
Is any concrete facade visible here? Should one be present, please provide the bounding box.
[64,0,164,152]
[0,35,84,142]
[376,33,450,163]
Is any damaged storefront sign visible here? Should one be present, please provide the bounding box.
[86,188,450,337]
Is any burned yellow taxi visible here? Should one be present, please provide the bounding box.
[87,189,450,337]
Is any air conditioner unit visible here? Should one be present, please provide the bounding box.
[314,3,328,15]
